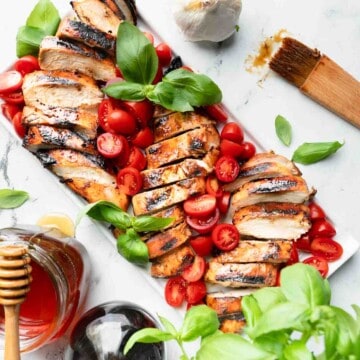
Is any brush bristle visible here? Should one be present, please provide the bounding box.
[269,37,321,88]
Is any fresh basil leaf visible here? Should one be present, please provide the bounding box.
[132,216,174,232]
[117,228,149,265]
[252,287,287,313]
[283,341,313,360]
[275,115,292,146]
[124,328,175,355]
[180,305,219,342]
[99,206,131,230]
[0,189,29,209]
[117,21,158,84]
[195,333,277,360]
[254,332,289,358]
[103,81,147,101]
[158,315,178,336]
[26,0,60,34]
[242,295,262,332]
[16,25,46,57]
[292,141,344,164]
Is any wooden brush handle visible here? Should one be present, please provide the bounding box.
[4,305,20,360]
[300,55,360,128]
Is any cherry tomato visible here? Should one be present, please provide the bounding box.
[189,236,213,257]
[217,191,231,214]
[237,142,256,161]
[183,194,217,218]
[13,55,40,76]
[211,223,240,251]
[1,103,21,121]
[126,146,147,171]
[286,241,299,265]
[131,127,154,148]
[0,90,24,105]
[182,256,206,283]
[295,234,312,252]
[116,166,143,195]
[111,138,131,169]
[98,99,113,133]
[220,122,244,144]
[153,65,163,84]
[119,99,154,128]
[310,237,343,262]
[164,276,187,307]
[185,280,207,304]
[97,132,125,158]
[12,111,26,138]
[204,103,228,123]
[206,175,223,198]
[156,43,172,67]
[303,256,329,278]
[215,156,240,183]
[308,202,326,220]
[186,208,220,234]
[143,31,154,44]
[107,108,137,135]
[0,70,23,94]
[309,219,336,238]
[220,139,244,158]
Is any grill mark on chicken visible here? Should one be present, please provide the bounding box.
[218,313,246,334]
[248,176,298,193]
[206,292,243,315]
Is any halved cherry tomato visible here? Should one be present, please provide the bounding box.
[215,156,240,183]
[1,103,21,121]
[13,55,40,76]
[12,111,26,138]
[143,31,155,44]
[309,219,336,238]
[156,43,172,67]
[186,208,220,234]
[182,256,206,283]
[107,108,137,135]
[97,132,125,159]
[308,202,326,220]
[0,70,23,94]
[204,103,228,123]
[116,167,143,195]
[237,142,256,161]
[211,223,240,251]
[98,99,113,133]
[119,99,154,128]
[0,90,24,105]
[126,146,147,171]
[295,234,312,252]
[183,194,217,218]
[286,241,299,265]
[220,122,244,144]
[131,127,154,148]
[303,256,329,278]
[189,236,213,257]
[206,175,223,198]
[164,276,187,307]
[217,191,231,214]
[111,137,131,169]
[185,280,207,304]
[153,65,163,84]
[220,139,244,158]
[310,237,343,262]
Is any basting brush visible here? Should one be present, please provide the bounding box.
[269,37,360,128]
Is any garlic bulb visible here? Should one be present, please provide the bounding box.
[173,0,242,42]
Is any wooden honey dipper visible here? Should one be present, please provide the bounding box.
[0,246,32,360]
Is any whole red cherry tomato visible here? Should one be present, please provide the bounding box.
[131,127,154,149]
[156,43,172,67]
[220,139,244,158]
[238,142,256,161]
[119,99,154,128]
[204,103,228,122]
[220,122,244,144]
[107,108,137,135]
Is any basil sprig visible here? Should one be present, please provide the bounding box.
[76,201,174,265]
[103,21,222,112]
[0,189,29,209]
[275,115,292,146]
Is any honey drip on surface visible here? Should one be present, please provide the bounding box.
[36,212,75,237]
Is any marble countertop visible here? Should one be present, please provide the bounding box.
[0,0,359,358]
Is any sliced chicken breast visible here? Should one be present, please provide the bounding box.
[39,36,116,82]
[153,105,175,119]
[101,0,137,24]
[206,292,243,315]
[233,202,311,240]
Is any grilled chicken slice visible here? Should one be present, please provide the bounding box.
[22,105,98,139]
[233,202,311,240]
[153,112,214,143]
[153,105,175,119]
[146,222,192,259]
[219,313,246,334]
[101,0,137,24]
[213,240,293,264]
[132,177,206,216]
[146,125,220,169]
[22,70,103,110]
[230,175,313,211]
[57,17,116,56]
[206,292,243,315]
[39,36,116,82]
[71,0,121,36]
[36,149,129,210]
[23,125,97,155]
[205,262,278,288]
[150,244,195,278]
[142,150,218,190]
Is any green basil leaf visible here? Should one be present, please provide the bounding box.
[275,115,292,146]
[124,328,175,355]
[242,295,262,332]
[132,216,174,232]
[158,315,178,336]
[180,305,219,342]
[99,206,131,230]
[254,332,289,358]
[195,333,277,360]
[292,141,344,164]
[117,21,158,84]
[283,341,313,360]
[103,81,147,101]
[26,0,60,34]
[16,26,46,57]
[117,228,149,265]
[0,189,29,209]
[252,287,287,313]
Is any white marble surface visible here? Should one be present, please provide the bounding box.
[0,0,360,358]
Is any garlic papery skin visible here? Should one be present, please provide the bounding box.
[173,0,242,42]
